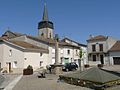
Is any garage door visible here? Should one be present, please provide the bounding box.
[64,58,69,64]
[113,57,120,65]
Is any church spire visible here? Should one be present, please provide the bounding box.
[42,3,49,21]
[38,2,54,39]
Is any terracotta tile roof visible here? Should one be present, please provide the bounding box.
[109,41,120,52]
[87,35,107,41]
[3,30,24,39]
[2,31,80,49]
[10,40,49,53]
[27,36,80,48]
[0,37,2,40]
[62,38,87,47]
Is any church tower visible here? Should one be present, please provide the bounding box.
[38,3,54,39]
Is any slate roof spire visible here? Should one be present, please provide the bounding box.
[42,3,49,21]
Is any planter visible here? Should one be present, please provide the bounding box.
[97,64,103,69]
[23,69,33,75]
[84,64,90,68]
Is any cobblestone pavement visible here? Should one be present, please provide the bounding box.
[13,73,91,90]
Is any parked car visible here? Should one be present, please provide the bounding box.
[62,62,78,72]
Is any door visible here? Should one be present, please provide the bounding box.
[93,55,96,61]
[113,57,120,65]
[8,62,11,72]
[0,63,1,69]
[64,58,69,64]
[100,55,104,64]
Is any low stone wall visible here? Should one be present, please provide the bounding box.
[59,75,120,90]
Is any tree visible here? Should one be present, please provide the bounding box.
[78,48,85,72]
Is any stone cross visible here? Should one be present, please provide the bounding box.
[55,34,59,65]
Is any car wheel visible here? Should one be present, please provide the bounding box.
[75,68,77,70]
[66,69,69,72]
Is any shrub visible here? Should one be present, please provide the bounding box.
[23,65,33,75]
[27,65,33,70]
[84,64,90,68]
[97,64,103,68]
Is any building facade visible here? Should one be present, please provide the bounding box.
[0,3,87,73]
[109,41,120,65]
[87,35,118,66]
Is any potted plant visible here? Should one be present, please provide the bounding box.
[23,65,33,75]
[84,64,90,68]
[97,64,103,69]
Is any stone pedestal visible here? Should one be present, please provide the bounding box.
[51,64,63,75]
[51,34,63,75]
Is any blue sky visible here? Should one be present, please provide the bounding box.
[0,0,120,44]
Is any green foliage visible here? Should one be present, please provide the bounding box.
[79,48,84,59]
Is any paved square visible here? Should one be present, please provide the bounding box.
[13,73,91,90]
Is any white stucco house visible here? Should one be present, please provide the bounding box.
[0,4,87,73]
[0,38,49,73]
[109,41,120,65]
[87,35,120,66]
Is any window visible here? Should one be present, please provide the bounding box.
[99,44,103,51]
[76,50,78,56]
[93,55,96,61]
[67,50,70,55]
[49,33,51,38]
[52,49,55,53]
[40,61,43,66]
[60,57,63,64]
[92,45,96,52]
[0,62,1,68]
[71,58,73,62]
[74,59,77,62]
[9,50,12,57]
[40,53,43,56]
[13,61,17,68]
[61,49,63,54]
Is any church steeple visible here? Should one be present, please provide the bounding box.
[42,3,49,21]
[38,2,54,39]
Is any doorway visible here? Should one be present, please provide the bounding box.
[113,57,120,65]
[8,62,11,72]
[100,55,104,64]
